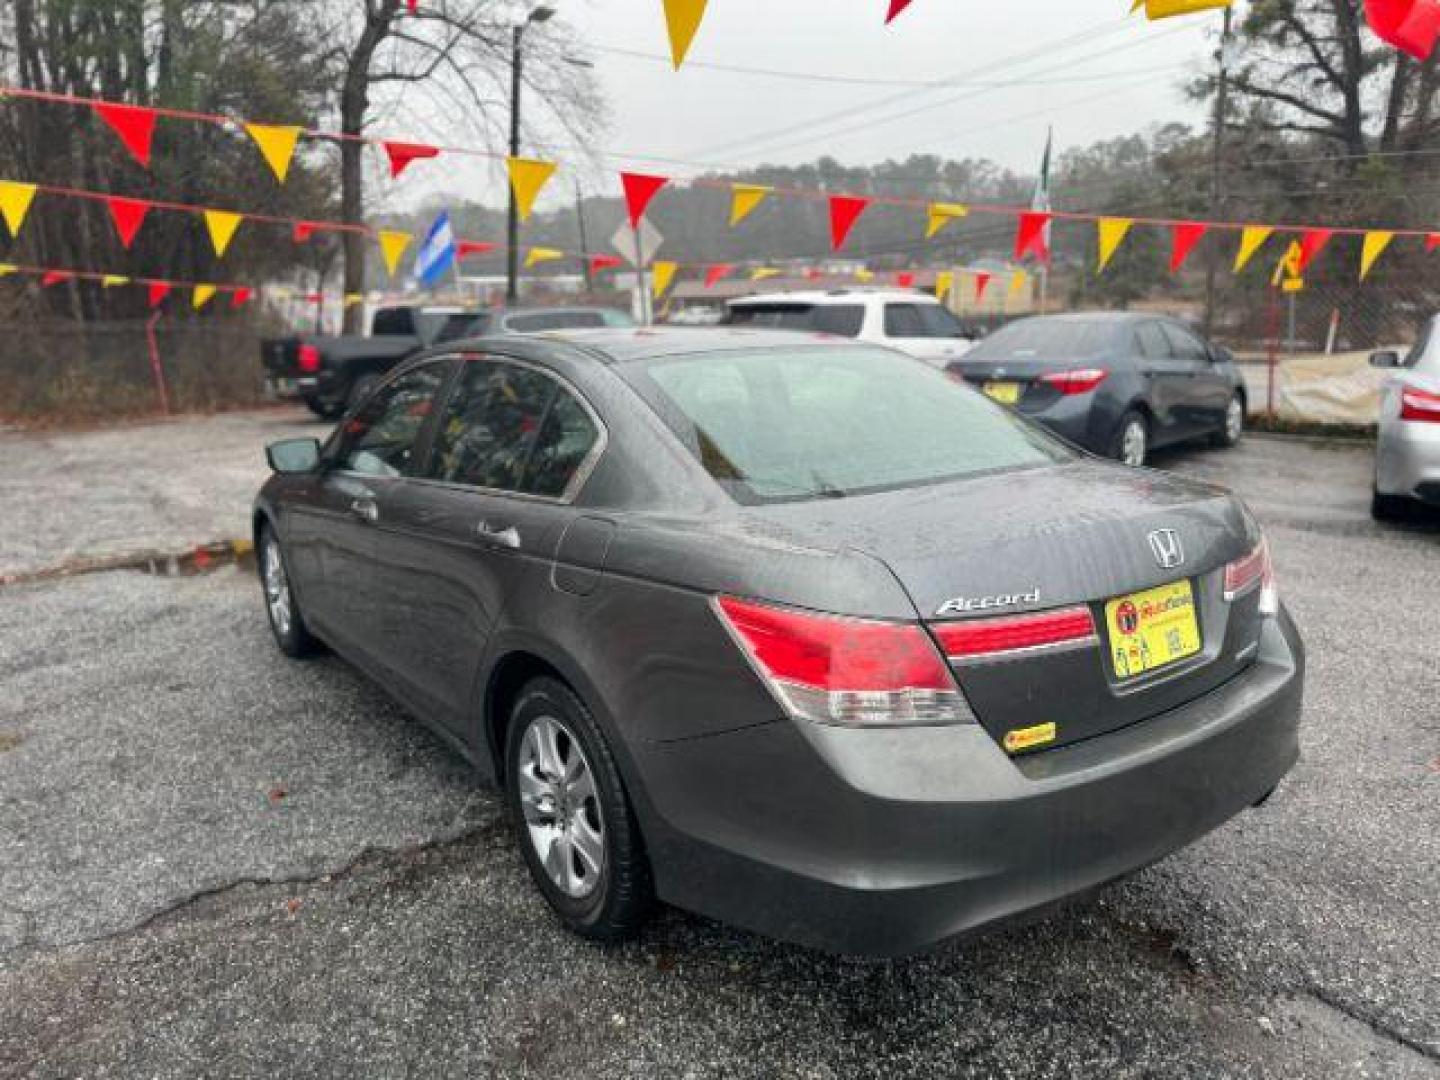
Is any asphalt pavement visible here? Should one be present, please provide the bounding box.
[1,416,1437,1078]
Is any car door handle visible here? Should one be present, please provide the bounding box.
[349,497,379,524]
[476,522,521,550]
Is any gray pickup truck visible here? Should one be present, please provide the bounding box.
[262,304,634,419]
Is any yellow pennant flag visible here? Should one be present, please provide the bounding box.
[0,181,38,238]
[926,203,969,240]
[204,210,243,258]
[0,264,17,277]
[855,269,875,283]
[343,293,365,309]
[1096,218,1134,272]
[750,267,780,282]
[652,260,678,298]
[935,270,954,301]
[193,284,217,310]
[101,275,130,287]
[1009,269,1029,299]
[730,184,771,227]
[1135,0,1233,19]
[525,247,564,269]
[507,157,558,222]
[378,231,412,276]
[1233,226,1274,273]
[662,0,709,69]
[1360,231,1394,282]
[245,123,303,183]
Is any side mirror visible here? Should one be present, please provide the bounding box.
[1370,350,1401,369]
[266,437,322,474]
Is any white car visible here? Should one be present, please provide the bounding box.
[1371,321,1440,520]
[724,289,977,367]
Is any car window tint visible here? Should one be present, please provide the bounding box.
[811,305,865,337]
[883,304,925,337]
[726,304,818,331]
[886,303,968,339]
[523,390,601,498]
[966,319,1116,360]
[434,313,490,343]
[624,346,1073,505]
[341,362,448,477]
[371,308,415,336]
[601,309,637,327]
[1134,323,1172,360]
[429,360,558,493]
[506,310,608,333]
[1160,323,1208,362]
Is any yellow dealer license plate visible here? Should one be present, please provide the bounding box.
[1105,580,1201,680]
[983,381,1021,405]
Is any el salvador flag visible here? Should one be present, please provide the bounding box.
[415,211,457,288]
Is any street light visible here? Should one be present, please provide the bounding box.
[506,4,557,304]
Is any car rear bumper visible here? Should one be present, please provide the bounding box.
[632,610,1303,957]
[1018,394,1113,455]
[1376,419,1440,502]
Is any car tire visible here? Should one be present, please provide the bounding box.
[1371,488,1414,523]
[1111,410,1150,467]
[344,374,381,416]
[505,677,654,942]
[258,524,322,659]
[1211,393,1245,449]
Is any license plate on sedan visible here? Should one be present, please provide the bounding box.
[982,381,1022,405]
[1104,580,1201,680]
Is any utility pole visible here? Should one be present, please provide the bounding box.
[1203,5,1234,339]
[505,5,556,305]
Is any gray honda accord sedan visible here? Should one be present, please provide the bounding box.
[253,328,1304,957]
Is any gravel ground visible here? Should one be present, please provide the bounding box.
[1,432,1438,1078]
[0,408,320,579]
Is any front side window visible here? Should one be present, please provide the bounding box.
[622,346,1073,505]
[885,303,968,339]
[428,359,600,498]
[340,362,448,477]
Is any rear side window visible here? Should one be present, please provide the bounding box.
[1134,323,1172,360]
[1160,323,1208,362]
[622,346,1072,505]
[428,359,600,498]
[340,362,448,477]
[883,303,967,339]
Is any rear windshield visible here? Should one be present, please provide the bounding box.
[434,313,490,343]
[621,346,1072,505]
[967,319,1118,362]
[725,303,865,338]
[505,310,630,333]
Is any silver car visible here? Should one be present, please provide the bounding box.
[1371,319,1440,520]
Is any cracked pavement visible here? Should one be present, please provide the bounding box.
[1,417,1438,1078]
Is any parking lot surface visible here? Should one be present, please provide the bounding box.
[1,414,1437,1078]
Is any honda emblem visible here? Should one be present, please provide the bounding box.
[1148,529,1185,570]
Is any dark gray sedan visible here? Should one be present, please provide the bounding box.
[948,313,1248,466]
[254,329,1304,956]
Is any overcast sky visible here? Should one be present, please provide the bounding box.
[547,0,1223,179]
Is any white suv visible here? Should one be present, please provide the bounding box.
[724,289,977,366]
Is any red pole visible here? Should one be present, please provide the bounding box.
[145,311,171,416]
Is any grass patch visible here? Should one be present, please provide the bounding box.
[1248,414,1376,441]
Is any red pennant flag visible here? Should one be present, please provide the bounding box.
[293,221,321,243]
[886,0,915,23]
[456,240,496,258]
[106,196,150,249]
[621,172,669,227]
[829,195,871,251]
[1296,228,1333,273]
[303,291,323,304]
[896,272,916,288]
[406,0,419,11]
[41,271,72,288]
[803,268,823,281]
[975,271,993,301]
[229,287,253,309]
[1170,222,1208,273]
[704,263,734,288]
[1365,0,1440,60]
[147,282,171,308]
[1427,233,1440,252]
[1014,212,1052,263]
[93,102,158,168]
[590,253,624,272]
[383,141,439,178]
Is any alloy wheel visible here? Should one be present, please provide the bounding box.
[1121,419,1148,467]
[263,538,293,638]
[1226,397,1244,443]
[517,714,606,899]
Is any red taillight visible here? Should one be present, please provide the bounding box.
[1224,538,1278,616]
[714,596,972,727]
[297,344,322,374]
[1039,368,1109,395]
[1400,386,1440,423]
[931,606,1096,660]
